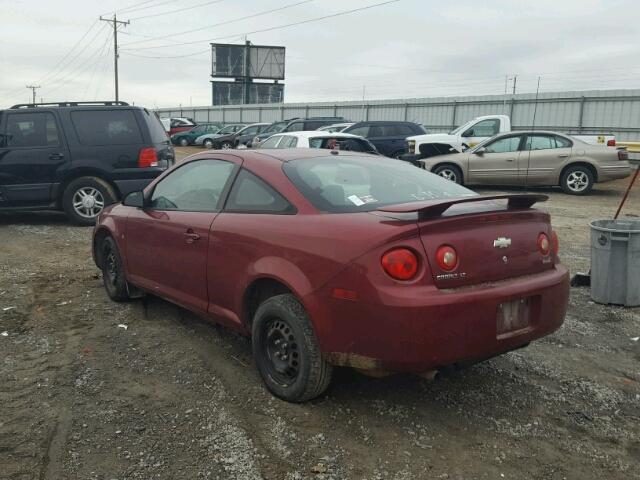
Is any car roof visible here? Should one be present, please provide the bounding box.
[493,130,571,137]
[269,131,366,140]
[350,120,415,125]
[251,148,374,163]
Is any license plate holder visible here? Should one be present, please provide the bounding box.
[497,297,531,338]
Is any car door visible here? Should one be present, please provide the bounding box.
[0,110,68,207]
[460,118,501,148]
[521,134,573,185]
[125,158,239,313]
[467,135,524,185]
[236,125,260,145]
[206,168,297,328]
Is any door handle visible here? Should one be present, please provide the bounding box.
[506,158,515,162]
[183,229,200,244]
[49,153,64,160]
[558,154,569,158]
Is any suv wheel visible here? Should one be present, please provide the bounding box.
[203,138,214,149]
[561,165,594,195]
[62,176,116,226]
[252,294,332,402]
[178,137,189,147]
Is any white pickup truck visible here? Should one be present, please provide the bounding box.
[403,114,616,160]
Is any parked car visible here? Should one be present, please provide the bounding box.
[250,117,348,147]
[422,130,631,195]
[343,121,426,158]
[0,101,174,225]
[257,131,378,154]
[170,123,222,146]
[317,122,355,133]
[202,123,270,150]
[403,114,617,161]
[93,148,569,402]
[194,123,247,148]
[160,117,197,136]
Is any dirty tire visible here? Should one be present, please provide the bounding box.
[252,294,332,402]
[62,176,117,226]
[433,164,463,184]
[561,165,594,195]
[100,236,130,302]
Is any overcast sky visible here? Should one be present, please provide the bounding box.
[1,0,639,108]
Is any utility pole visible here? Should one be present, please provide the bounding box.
[26,85,41,104]
[99,14,130,102]
[512,74,518,95]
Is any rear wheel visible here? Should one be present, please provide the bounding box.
[561,165,594,195]
[433,164,463,184]
[62,176,116,226]
[100,236,130,302]
[203,138,215,149]
[220,141,233,149]
[252,294,332,402]
[178,137,189,147]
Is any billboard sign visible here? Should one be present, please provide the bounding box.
[211,81,284,106]
[211,43,285,80]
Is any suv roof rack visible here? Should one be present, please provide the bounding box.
[10,100,130,109]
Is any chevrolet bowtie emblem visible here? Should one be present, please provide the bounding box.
[493,237,512,248]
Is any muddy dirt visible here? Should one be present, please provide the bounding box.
[1,148,639,479]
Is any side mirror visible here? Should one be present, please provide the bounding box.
[123,190,145,208]
[474,147,486,155]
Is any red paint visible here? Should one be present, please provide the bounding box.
[94,149,569,373]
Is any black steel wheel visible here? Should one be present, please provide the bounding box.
[100,236,130,302]
[252,294,332,402]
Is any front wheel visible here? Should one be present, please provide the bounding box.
[561,166,594,195]
[433,164,463,184]
[203,138,214,149]
[100,236,131,302]
[178,137,189,147]
[252,294,332,402]
[62,176,116,226]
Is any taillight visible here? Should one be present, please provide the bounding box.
[618,149,628,161]
[381,248,419,281]
[607,139,616,147]
[138,147,158,167]
[537,233,550,256]
[550,231,559,255]
[435,245,458,271]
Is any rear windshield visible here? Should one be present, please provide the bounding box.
[283,156,475,213]
[309,137,377,153]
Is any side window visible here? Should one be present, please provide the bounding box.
[346,125,370,137]
[259,136,282,149]
[524,135,556,151]
[304,121,325,130]
[484,136,521,154]
[225,169,294,214]
[383,124,413,136]
[369,125,385,137]
[71,110,143,145]
[242,126,259,136]
[285,122,304,132]
[279,136,298,148]
[463,119,500,137]
[555,136,572,148]
[6,112,60,148]
[149,160,235,211]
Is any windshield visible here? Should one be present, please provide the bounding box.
[283,156,475,213]
[263,121,288,134]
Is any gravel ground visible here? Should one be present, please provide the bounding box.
[1,147,639,480]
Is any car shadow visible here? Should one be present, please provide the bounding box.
[0,210,72,226]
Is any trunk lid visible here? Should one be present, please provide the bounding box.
[378,195,555,288]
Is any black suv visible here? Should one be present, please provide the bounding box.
[249,117,347,147]
[0,101,174,225]
[342,121,426,158]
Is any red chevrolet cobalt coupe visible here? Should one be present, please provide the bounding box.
[93,149,569,402]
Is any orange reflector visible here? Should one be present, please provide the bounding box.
[332,288,358,301]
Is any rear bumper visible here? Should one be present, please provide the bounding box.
[597,163,632,182]
[307,265,570,372]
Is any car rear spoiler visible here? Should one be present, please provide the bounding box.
[377,194,548,218]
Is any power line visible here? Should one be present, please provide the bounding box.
[26,85,41,104]
[130,0,225,21]
[122,0,402,51]
[82,31,114,100]
[102,0,177,16]
[121,0,314,47]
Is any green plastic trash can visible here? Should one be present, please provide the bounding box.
[590,219,640,307]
